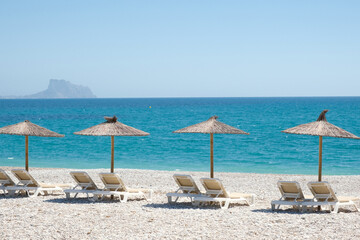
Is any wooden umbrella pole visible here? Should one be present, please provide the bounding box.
[318,136,323,182]
[111,136,114,173]
[25,136,29,172]
[210,133,214,178]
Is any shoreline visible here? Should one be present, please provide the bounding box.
[1,165,360,177]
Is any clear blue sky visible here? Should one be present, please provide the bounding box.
[0,1,359,97]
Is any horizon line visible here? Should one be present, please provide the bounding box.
[1,95,360,100]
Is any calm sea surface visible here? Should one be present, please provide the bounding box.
[0,97,359,175]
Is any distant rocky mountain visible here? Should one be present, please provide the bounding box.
[2,79,96,99]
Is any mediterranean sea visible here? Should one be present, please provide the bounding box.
[0,97,359,175]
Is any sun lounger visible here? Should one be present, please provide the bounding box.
[166,174,204,204]
[305,181,359,213]
[7,169,72,197]
[92,173,153,202]
[0,169,16,194]
[271,181,312,211]
[64,171,100,199]
[193,178,255,209]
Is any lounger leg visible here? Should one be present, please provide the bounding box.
[224,200,230,209]
[86,193,95,200]
[91,194,101,202]
[353,203,359,212]
[220,200,230,209]
[33,189,42,197]
[147,190,153,202]
[250,195,255,205]
[332,204,339,214]
[120,194,128,203]
[271,204,275,211]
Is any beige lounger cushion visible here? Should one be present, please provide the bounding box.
[99,173,152,194]
[12,170,69,189]
[70,172,98,190]
[12,170,38,187]
[173,174,202,194]
[100,174,126,191]
[0,170,15,186]
[177,178,193,187]
[39,183,72,188]
[197,178,255,208]
[309,183,338,201]
[334,196,359,203]
[308,181,360,203]
[229,193,254,199]
[0,172,7,181]
[201,178,228,198]
[39,183,57,188]
[127,188,152,193]
[281,183,299,194]
[201,178,254,200]
[277,181,307,201]
[72,174,90,183]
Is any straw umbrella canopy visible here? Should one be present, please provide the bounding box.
[74,116,149,173]
[282,110,360,181]
[173,116,249,178]
[0,120,64,171]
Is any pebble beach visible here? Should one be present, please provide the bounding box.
[1,167,360,239]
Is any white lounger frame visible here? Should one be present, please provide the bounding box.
[0,169,16,194]
[64,171,99,199]
[166,174,203,204]
[6,169,63,197]
[92,173,153,203]
[305,181,359,214]
[194,178,255,209]
[271,181,310,211]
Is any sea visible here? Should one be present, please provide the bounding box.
[0,97,359,175]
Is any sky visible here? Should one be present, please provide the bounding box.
[0,1,359,98]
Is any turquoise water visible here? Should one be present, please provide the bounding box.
[0,97,359,175]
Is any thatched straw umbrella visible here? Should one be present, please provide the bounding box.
[0,120,64,171]
[173,116,249,178]
[282,110,359,181]
[74,116,149,173]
